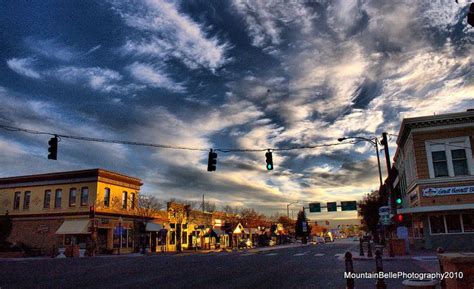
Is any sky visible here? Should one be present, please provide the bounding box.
[0,0,473,219]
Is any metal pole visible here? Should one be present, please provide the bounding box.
[118,222,122,255]
[375,249,386,289]
[345,251,355,289]
[437,247,446,289]
[359,238,365,257]
[381,132,395,215]
[367,237,373,258]
[287,204,290,218]
[375,140,383,187]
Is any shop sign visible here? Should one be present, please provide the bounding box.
[422,185,474,197]
[36,224,49,234]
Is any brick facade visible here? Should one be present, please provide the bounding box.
[8,218,64,254]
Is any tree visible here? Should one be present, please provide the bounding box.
[222,205,239,216]
[200,201,217,213]
[134,194,164,219]
[358,191,384,237]
[0,213,12,246]
[240,208,266,228]
[295,210,310,244]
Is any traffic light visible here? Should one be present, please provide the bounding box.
[207,150,217,171]
[265,150,273,170]
[468,3,474,27]
[395,190,402,209]
[47,136,58,160]
[395,214,403,223]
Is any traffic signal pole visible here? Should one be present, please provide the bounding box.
[381,132,395,215]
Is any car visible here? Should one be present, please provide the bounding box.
[315,236,325,244]
[352,237,360,242]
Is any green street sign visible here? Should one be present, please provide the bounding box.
[341,201,357,211]
[309,202,321,213]
[327,202,337,212]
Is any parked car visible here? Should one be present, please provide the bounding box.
[238,239,252,249]
[352,237,360,242]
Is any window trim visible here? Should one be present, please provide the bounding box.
[69,188,77,207]
[425,137,473,179]
[122,191,128,209]
[54,189,62,208]
[104,187,110,207]
[428,213,474,235]
[44,190,51,209]
[80,187,89,206]
[23,191,31,210]
[13,191,21,210]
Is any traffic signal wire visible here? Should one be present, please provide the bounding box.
[0,123,361,153]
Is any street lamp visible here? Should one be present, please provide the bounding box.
[338,136,383,187]
[286,201,302,219]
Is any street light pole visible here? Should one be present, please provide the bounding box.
[338,136,383,187]
[286,201,301,218]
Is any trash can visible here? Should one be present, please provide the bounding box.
[402,279,439,289]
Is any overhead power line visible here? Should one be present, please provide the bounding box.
[0,123,359,153]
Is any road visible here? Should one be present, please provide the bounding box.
[0,240,433,289]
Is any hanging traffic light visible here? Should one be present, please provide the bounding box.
[47,136,58,160]
[396,214,403,223]
[207,149,217,171]
[468,3,474,27]
[265,150,273,170]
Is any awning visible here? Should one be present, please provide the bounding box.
[145,222,164,232]
[55,220,90,235]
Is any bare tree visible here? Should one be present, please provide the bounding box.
[200,201,217,213]
[222,205,240,216]
[134,194,164,220]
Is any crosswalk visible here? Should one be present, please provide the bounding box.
[241,251,326,257]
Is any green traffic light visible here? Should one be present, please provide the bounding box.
[267,164,273,170]
[396,198,402,204]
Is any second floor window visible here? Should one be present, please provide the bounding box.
[130,193,135,209]
[81,187,89,206]
[69,188,77,207]
[452,149,468,176]
[23,191,31,209]
[104,188,110,207]
[13,192,21,210]
[44,190,51,208]
[55,189,62,208]
[432,151,448,177]
[122,191,127,209]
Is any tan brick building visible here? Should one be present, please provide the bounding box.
[394,110,474,250]
[0,169,143,255]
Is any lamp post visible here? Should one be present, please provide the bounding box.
[118,216,123,255]
[338,136,383,187]
[286,201,301,219]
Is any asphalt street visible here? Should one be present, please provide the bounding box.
[0,240,433,289]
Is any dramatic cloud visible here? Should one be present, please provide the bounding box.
[126,62,185,92]
[6,58,41,79]
[112,0,231,71]
[1,1,473,216]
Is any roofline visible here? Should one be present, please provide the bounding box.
[0,168,143,187]
[396,110,474,148]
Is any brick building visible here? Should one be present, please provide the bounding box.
[0,169,143,255]
[394,110,474,250]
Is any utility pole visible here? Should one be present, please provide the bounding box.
[381,132,395,215]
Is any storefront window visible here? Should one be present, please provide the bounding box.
[122,229,128,248]
[429,215,446,234]
[445,215,462,233]
[462,213,474,232]
[127,229,133,248]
